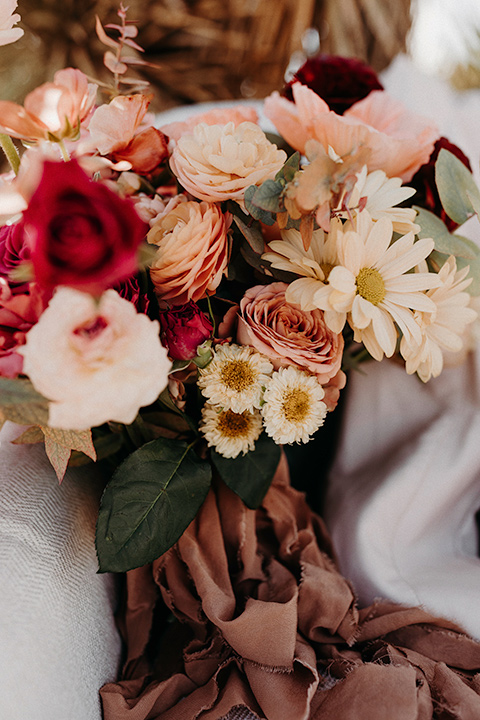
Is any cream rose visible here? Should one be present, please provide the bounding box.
[169,121,287,203]
[236,282,346,411]
[148,200,231,304]
[19,288,171,430]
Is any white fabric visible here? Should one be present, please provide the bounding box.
[0,421,121,719]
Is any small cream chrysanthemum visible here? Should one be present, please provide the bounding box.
[198,343,273,413]
[340,166,420,235]
[400,256,478,381]
[200,404,263,458]
[261,367,327,445]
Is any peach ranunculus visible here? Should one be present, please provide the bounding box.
[160,105,259,143]
[236,282,346,411]
[264,83,440,182]
[0,0,23,46]
[148,201,231,305]
[169,121,287,203]
[0,68,97,142]
[88,94,168,174]
[19,288,171,430]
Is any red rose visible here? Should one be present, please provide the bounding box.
[23,160,148,295]
[283,54,383,115]
[0,222,31,292]
[0,281,47,378]
[159,302,213,360]
[409,137,472,232]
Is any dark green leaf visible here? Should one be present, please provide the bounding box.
[96,438,212,572]
[233,214,265,254]
[435,149,480,225]
[211,432,281,509]
[249,179,283,213]
[244,186,275,225]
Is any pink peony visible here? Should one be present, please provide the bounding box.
[19,288,171,430]
[0,68,97,142]
[160,105,259,143]
[264,83,440,182]
[236,282,346,411]
[159,302,213,360]
[148,201,231,305]
[23,159,148,295]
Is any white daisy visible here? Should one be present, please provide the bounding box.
[315,211,442,360]
[262,219,341,317]
[198,343,273,413]
[200,404,263,458]
[400,256,478,381]
[261,366,327,445]
[339,166,420,235]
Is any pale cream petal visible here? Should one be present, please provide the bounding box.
[363,216,393,266]
[379,237,435,279]
[351,294,375,330]
[384,290,437,312]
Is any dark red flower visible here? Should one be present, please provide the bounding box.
[0,281,48,378]
[159,302,213,361]
[0,222,31,290]
[283,54,383,115]
[409,137,472,232]
[23,159,148,295]
[116,275,150,315]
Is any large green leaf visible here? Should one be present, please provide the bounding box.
[435,148,480,225]
[211,432,281,509]
[244,186,276,225]
[96,438,212,572]
[415,206,480,260]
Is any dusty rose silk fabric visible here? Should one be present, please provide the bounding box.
[100,457,480,719]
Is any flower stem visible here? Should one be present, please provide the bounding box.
[0,133,20,175]
[58,139,70,162]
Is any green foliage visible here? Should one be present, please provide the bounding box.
[435,148,480,225]
[0,378,49,426]
[211,432,281,509]
[96,437,211,572]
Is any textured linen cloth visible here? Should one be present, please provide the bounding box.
[0,421,121,720]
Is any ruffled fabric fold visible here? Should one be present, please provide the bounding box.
[101,456,480,719]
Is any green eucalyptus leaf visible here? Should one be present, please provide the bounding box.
[248,179,283,213]
[96,438,212,572]
[415,206,479,260]
[435,148,480,225]
[244,186,276,225]
[275,151,301,183]
[430,250,480,296]
[467,189,480,219]
[211,432,281,509]
[233,214,265,254]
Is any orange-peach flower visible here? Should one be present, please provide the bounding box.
[88,94,168,174]
[169,121,287,203]
[264,83,440,182]
[0,68,97,142]
[160,105,259,143]
[236,282,346,411]
[148,201,231,305]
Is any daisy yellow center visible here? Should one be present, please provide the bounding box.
[221,360,256,392]
[355,267,385,305]
[217,409,252,438]
[282,389,310,423]
[320,262,334,281]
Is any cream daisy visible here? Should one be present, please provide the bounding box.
[315,211,442,359]
[400,256,477,381]
[261,367,327,445]
[340,166,420,235]
[198,343,273,413]
[200,404,263,458]
[262,219,341,316]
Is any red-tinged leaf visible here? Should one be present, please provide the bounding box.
[104,51,128,75]
[95,15,120,49]
[42,427,97,461]
[105,23,138,38]
[12,426,44,445]
[44,437,71,482]
[118,77,151,87]
[123,38,145,52]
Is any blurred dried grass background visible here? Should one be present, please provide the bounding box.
[0,0,412,110]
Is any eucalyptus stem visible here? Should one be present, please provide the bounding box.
[58,139,70,162]
[0,133,20,175]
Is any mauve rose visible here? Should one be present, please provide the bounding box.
[0,280,47,377]
[409,137,472,231]
[159,302,213,360]
[284,55,383,115]
[236,282,346,411]
[23,159,148,295]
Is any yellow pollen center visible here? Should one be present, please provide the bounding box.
[320,262,334,281]
[282,389,310,423]
[221,360,256,392]
[355,267,385,305]
[217,410,252,438]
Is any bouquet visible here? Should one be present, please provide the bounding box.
[0,2,479,581]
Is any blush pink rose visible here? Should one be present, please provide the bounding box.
[148,201,231,305]
[160,105,259,143]
[236,282,346,411]
[159,302,213,360]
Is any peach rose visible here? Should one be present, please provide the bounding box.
[236,282,346,411]
[264,83,440,182]
[148,201,231,305]
[169,121,286,203]
[19,288,171,430]
[160,105,259,143]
